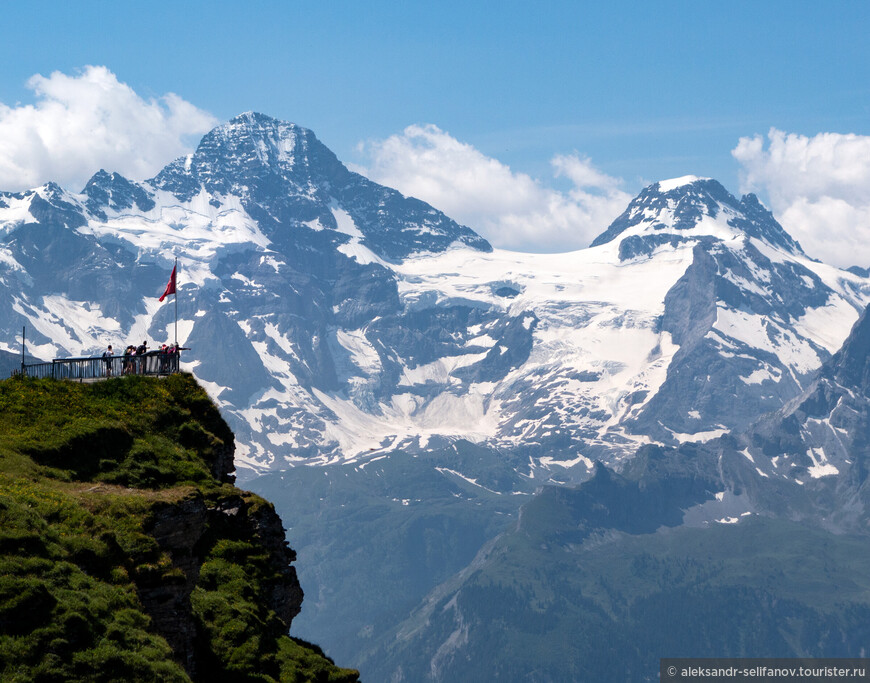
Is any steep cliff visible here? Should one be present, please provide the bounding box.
[0,373,358,682]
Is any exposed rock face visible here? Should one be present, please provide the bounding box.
[115,378,303,678]
[142,492,303,678]
[209,441,236,484]
[730,304,870,529]
[149,111,490,260]
[141,497,209,675]
[246,500,304,626]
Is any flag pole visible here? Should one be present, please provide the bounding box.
[174,256,179,348]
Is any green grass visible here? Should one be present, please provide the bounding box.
[0,375,358,682]
[0,373,233,489]
[0,475,190,681]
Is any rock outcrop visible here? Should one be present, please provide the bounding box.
[142,493,304,677]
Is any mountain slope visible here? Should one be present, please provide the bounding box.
[728,304,870,529]
[361,511,870,682]
[356,300,870,681]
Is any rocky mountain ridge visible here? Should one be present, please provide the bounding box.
[1,121,868,481]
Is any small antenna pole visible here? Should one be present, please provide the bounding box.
[21,326,25,375]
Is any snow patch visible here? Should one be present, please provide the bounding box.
[336,329,382,375]
[13,295,122,356]
[538,454,593,469]
[657,175,709,192]
[330,205,363,238]
[435,467,501,494]
[806,447,839,478]
[671,428,729,443]
[399,352,490,386]
[166,319,195,347]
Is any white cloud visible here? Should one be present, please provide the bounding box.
[355,124,631,251]
[0,66,217,192]
[733,128,870,268]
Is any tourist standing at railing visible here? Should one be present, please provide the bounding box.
[136,341,148,374]
[102,345,114,377]
[159,344,168,373]
[165,343,177,374]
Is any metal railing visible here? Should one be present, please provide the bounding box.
[19,352,181,381]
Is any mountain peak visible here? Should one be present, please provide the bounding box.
[143,112,490,259]
[589,177,802,257]
[82,169,156,218]
[655,175,712,192]
[231,110,276,123]
[227,110,290,129]
[214,111,311,153]
[146,111,332,207]
[150,111,319,192]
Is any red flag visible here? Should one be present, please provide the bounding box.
[159,265,177,302]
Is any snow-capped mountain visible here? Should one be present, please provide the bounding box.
[1,116,868,479]
[387,176,870,472]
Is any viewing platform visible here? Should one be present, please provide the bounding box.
[17,352,181,382]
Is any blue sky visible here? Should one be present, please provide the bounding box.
[1,2,869,259]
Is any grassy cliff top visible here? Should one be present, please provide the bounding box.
[0,373,235,490]
[0,374,358,683]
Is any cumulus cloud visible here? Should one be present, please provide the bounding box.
[733,129,870,268]
[0,66,217,192]
[356,124,631,251]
